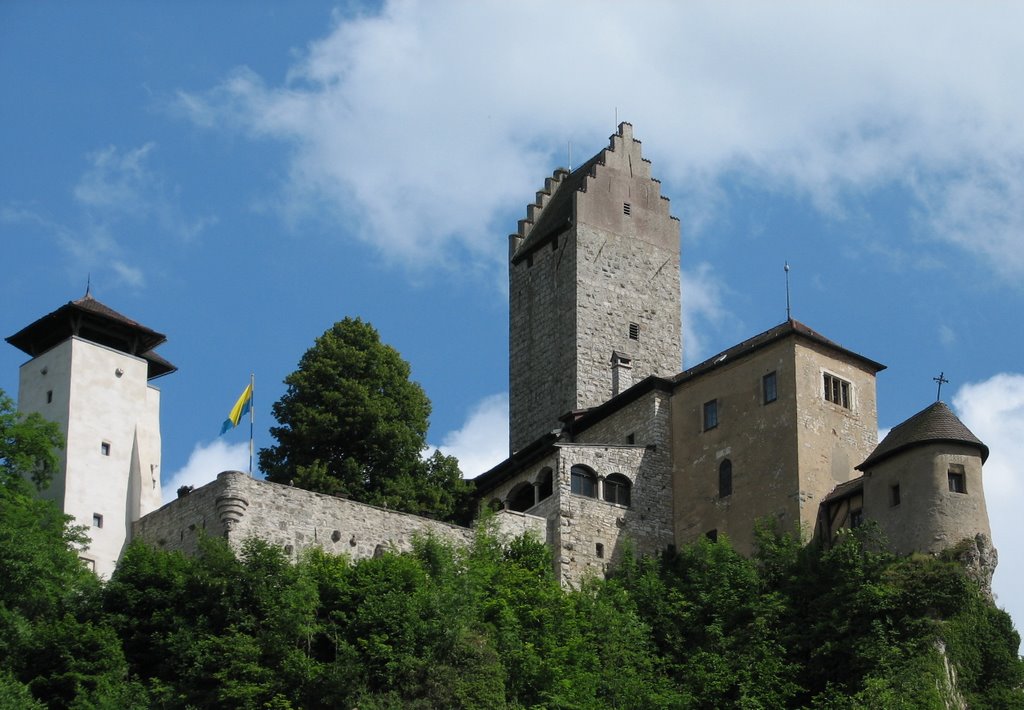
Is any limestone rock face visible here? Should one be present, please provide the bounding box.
[950,533,998,600]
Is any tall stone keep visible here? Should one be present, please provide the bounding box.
[6,292,176,577]
[508,123,681,453]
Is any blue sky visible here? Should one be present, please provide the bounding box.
[3,1,1023,642]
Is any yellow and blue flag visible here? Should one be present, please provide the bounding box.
[220,383,253,435]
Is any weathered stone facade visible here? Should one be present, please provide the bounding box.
[135,471,545,562]
[508,123,681,453]
[479,122,996,586]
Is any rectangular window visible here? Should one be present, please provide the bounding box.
[46,390,53,403]
[823,373,851,409]
[890,484,901,507]
[763,371,778,404]
[596,542,605,559]
[703,399,718,431]
[706,529,718,543]
[626,433,635,445]
[100,441,111,456]
[92,513,103,528]
[623,202,631,216]
[850,509,864,527]
[628,322,640,340]
[80,557,95,572]
[948,465,967,493]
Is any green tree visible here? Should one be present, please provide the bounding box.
[0,388,63,491]
[259,318,470,521]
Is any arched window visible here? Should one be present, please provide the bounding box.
[507,482,535,512]
[537,467,553,501]
[603,473,631,506]
[719,459,732,498]
[570,465,598,498]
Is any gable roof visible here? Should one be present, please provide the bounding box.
[675,318,885,385]
[857,401,988,470]
[6,293,176,379]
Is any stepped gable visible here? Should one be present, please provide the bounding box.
[857,401,989,470]
[676,318,885,384]
[6,292,176,379]
[510,122,670,264]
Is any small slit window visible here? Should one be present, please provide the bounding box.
[948,465,967,494]
[763,371,777,404]
[890,484,901,507]
[100,441,111,456]
[718,459,733,498]
[596,542,605,559]
[623,202,631,216]
[46,390,53,404]
[92,513,103,528]
[703,399,718,431]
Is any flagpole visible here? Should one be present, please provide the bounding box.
[248,372,255,477]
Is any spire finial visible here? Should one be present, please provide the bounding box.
[784,261,791,321]
[85,274,92,298]
[933,372,949,402]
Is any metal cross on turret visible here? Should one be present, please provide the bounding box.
[933,371,949,401]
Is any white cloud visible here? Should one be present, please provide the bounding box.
[162,439,250,504]
[178,2,1024,280]
[435,393,509,478]
[2,142,217,291]
[952,373,1024,643]
[681,262,732,366]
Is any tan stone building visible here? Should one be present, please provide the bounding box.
[477,123,996,586]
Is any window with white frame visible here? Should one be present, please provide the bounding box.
[823,373,851,409]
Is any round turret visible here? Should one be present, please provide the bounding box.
[857,402,993,562]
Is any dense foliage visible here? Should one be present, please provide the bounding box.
[0,388,63,491]
[259,318,471,522]
[2,487,1022,710]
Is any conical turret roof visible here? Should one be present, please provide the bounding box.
[857,401,988,470]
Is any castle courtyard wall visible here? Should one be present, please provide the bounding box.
[134,471,544,563]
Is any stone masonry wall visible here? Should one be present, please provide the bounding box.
[134,471,545,562]
[509,123,681,453]
[863,443,991,557]
[508,225,578,454]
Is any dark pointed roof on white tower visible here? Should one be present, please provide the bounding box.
[6,292,176,379]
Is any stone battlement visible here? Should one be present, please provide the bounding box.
[133,471,545,562]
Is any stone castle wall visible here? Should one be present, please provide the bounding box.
[134,471,545,562]
[863,442,991,557]
[509,123,681,453]
[508,227,577,453]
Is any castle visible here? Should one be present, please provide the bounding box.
[7,124,995,587]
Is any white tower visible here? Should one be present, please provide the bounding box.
[6,291,175,577]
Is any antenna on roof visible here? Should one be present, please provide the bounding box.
[784,261,791,321]
[933,372,949,402]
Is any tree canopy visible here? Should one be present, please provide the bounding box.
[0,388,63,492]
[259,318,471,522]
